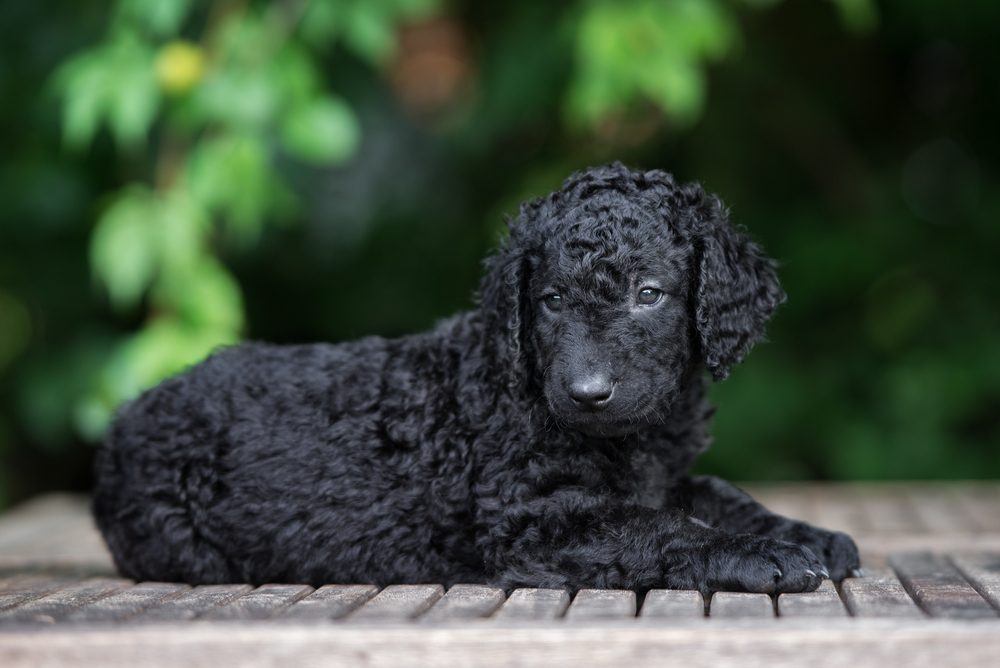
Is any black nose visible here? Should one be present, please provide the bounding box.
[568,376,614,409]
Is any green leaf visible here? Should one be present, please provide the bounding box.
[116,0,191,37]
[343,2,397,64]
[54,32,160,149]
[565,0,736,128]
[186,133,287,243]
[299,0,346,48]
[157,190,208,272]
[55,50,107,148]
[155,257,244,332]
[90,187,159,310]
[280,96,360,164]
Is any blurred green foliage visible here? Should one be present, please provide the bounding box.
[1,0,998,508]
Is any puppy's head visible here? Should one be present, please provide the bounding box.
[480,163,785,437]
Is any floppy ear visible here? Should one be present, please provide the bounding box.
[477,230,532,392]
[691,194,786,381]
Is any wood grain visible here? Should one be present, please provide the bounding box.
[200,584,313,621]
[890,552,997,619]
[420,585,506,622]
[492,589,570,620]
[0,578,68,612]
[840,568,925,618]
[278,584,379,621]
[132,585,254,621]
[64,583,189,622]
[7,620,1000,668]
[950,553,1000,612]
[777,580,846,617]
[709,593,774,618]
[0,578,128,623]
[640,589,705,618]
[347,585,444,622]
[565,590,636,620]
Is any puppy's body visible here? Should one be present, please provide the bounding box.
[94,164,860,592]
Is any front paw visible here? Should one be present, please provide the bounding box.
[778,524,861,581]
[701,534,825,594]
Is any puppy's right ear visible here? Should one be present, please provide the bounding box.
[477,226,532,392]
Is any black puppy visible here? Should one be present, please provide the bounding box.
[94,163,860,593]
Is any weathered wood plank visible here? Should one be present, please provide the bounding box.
[492,589,570,620]
[131,585,254,621]
[348,585,444,622]
[890,552,998,619]
[950,553,1000,612]
[420,585,505,622]
[11,621,1000,668]
[0,496,85,553]
[806,485,874,535]
[279,585,379,621]
[64,583,189,622]
[905,486,982,534]
[200,584,312,621]
[709,593,774,618]
[640,589,705,618]
[859,490,923,535]
[750,486,820,525]
[0,579,128,624]
[0,577,68,612]
[840,568,925,618]
[565,590,636,620]
[952,485,1000,532]
[777,580,846,617]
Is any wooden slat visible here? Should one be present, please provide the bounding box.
[859,490,923,534]
[0,577,68,612]
[905,486,982,533]
[952,485,1000,532]
[420,585,505,622]
[492,588,570,620]
[5,622,1000,668]
[564,590,636,620]
[0,496,85,553]
[640,590,705,618]
[0,578,128,623]
[709,593,774,618]
[805,484,874,535]
[840,568,925,618]
[279,584,379,621]
[777,580,846,617]
[750,485,820,525]
[64,583,189,622]
[890,552,997,619]
[950,553,1000,612]
[347,585,444,622]
[201,584,313,620]
[131,585,254,621]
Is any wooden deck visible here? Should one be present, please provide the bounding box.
[1,482,999,667]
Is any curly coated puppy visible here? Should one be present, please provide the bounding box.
[94,163,860,593]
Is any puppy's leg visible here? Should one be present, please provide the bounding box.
[486,493,825,594]
[676,475,861,580]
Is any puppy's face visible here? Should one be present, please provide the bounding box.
[482,164,784,437]
[529,203,694,437]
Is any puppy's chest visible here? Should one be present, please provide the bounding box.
[629,449,670,509]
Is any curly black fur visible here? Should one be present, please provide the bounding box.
[93,163,860,594]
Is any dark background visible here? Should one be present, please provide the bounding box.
[1,0,998,510]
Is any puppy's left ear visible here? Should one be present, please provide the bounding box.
[691,193,786,381]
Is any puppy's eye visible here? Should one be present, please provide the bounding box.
[543,294,564,311]
[636,287,663,306]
